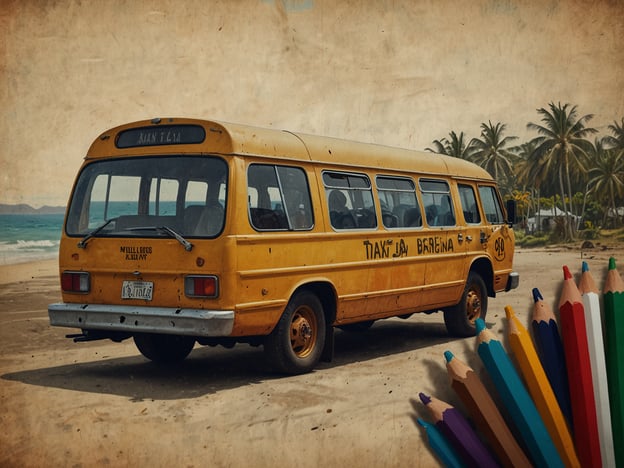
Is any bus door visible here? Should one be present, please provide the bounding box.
[478,185,513,290]
[419,179,466,307]
[456,183,483,257]
[323,171,378,320]
[375,175,426,312]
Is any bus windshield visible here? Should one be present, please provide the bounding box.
[66,156,228,239]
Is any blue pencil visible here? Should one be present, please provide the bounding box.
[530,288,574,430]
[417,417,465,468]
[475,318,563,468]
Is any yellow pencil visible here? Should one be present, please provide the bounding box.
[505,305,580,468]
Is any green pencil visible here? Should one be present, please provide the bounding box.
[603,257,624,468]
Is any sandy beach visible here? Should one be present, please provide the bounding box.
[1,245,623,467]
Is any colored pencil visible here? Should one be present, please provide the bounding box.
[558,265,601,468]
[578,261,615,467]
[505,305,580,468]
[416,417,465,468]
[419,392,498,468]
[530,288,574,429]
[444,350,531,468]
[603,257,624,468]
[475,318,563,468]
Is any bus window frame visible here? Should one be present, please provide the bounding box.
[478,185,506,225]
[375,174,423,229]
[322,170,377,231]
[246,163,314,232]
[457,183,482,225]
[419,178,456,227]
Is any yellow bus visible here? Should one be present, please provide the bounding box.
[49,117,518,374]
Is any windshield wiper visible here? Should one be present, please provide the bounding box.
[77,218,117,249]
[125,225,193,252]
[157,226,193,251]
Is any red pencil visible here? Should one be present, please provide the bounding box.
[558,265,601,468]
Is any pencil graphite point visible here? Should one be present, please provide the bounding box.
[609,257,616,270]
[419,392,431,405]
[444,350,454,363]
[533,287,543,302]
[504,305,514,320]
[563,265,572,280]
[582,261,589,273]
[417,417,428,428]
[475,318,486,334]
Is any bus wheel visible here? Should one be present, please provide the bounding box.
[443,272,487,337]
[134,333,195,364]
[265,291,326,374]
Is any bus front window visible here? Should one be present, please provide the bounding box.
[66,156,228,238]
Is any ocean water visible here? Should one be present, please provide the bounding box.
[0,213,64,265]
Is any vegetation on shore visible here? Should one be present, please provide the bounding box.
[427,102,624,243]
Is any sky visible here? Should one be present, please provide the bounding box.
[2,0,623,207]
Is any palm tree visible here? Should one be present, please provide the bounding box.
[425,131,474,159]
[512,141,542,231]
[604,117,624,150]
[469,121,518,193]
[588,138,624,228]
[526,102,597,241]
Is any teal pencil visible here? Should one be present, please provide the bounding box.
[475,318,563,468]
[417,418,465,468]
[603,257,624,468]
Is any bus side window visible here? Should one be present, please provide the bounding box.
[277,166,314,230]
[247,164,313,231]
[478,185,505,224]
[458,184,481,224]
[376,176,421,228]
[323,171,377,230]
[419,179,455,227]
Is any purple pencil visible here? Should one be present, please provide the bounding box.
[419,392,498,468]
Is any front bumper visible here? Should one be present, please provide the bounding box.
[48,303,234,337]
[505,271,520,291]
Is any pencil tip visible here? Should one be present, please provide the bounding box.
[444,350,454,363]
[582,261,589,272]
[416,418,427,427]
[563,265,572,279]
[532,287,543,302]
[504,305,514,319]
[419,392,431,405]
[610,257,617,270]
[475,318,486,334]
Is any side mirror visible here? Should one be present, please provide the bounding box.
[505,199,516,227]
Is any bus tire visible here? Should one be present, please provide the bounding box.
[134,333,195,364]
[265,290,326,375]
[443,271,488,337]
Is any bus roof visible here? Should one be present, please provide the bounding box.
[87,117,493,181]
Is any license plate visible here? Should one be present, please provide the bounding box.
[121,281,154,300]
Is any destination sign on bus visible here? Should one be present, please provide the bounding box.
[116,125,206,148]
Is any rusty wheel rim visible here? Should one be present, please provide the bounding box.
[290,306,318,358]
[465,287,482,323]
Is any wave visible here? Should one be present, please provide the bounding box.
[0,239,59,251]
[0,240,59,265]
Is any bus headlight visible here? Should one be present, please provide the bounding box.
[185,275,219,298]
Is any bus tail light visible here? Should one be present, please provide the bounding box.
[61,271,90,293]
[185,275,219,298]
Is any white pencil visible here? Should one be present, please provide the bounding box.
[578,261,615,467]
